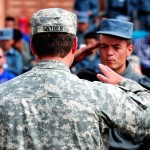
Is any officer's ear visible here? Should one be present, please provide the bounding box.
[127,44,134,57]
[72,36,78,54]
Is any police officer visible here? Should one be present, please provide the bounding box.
[76,18,150,149]
[0,8,150,149]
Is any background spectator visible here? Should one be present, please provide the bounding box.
[0,28,24,75]
[73,0,100,30]
[5,16,30,45]
[5,16,17,29]
[127,55,142,75]
[76,13,91,48]
[13,29,32,72]
[0,47,16,84]
[134,34,150,78]
[135,0,150,31]
[106,0,132,22]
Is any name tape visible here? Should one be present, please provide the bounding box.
[32,25,76,35]
[43,26,63,32]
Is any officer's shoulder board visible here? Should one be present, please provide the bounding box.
[139,76,150,90]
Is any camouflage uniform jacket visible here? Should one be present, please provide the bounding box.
[0,60,150,150]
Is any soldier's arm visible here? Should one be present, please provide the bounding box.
[72,42,100,66]
[95,64,150,137]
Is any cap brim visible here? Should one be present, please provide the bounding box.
[96,31,131,39]
[0,36,12,40]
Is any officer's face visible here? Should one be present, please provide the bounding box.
[99,34,133,74]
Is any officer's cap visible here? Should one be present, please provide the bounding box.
[31,8,77,36]
[0,28,13,40]
[97,18,133,39]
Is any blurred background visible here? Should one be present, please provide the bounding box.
[0,0,150,84]
[0,0,105,30]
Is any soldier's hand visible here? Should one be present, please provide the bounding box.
[73,42,100,65]
[96,64,124,85]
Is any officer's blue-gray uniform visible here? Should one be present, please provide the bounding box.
[0,8,150,150]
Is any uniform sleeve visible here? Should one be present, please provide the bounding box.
[94,78,150,137]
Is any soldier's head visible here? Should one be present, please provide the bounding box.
[97,18,134,74]
[30,8,78,60]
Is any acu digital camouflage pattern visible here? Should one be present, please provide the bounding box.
[31,8,77,35]
[0,60,150,150]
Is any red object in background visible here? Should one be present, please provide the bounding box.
[18,16,29,34]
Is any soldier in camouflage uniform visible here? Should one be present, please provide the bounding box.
[0,8,150,150]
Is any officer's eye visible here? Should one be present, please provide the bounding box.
[100,44,107,48]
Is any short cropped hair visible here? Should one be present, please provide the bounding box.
[31,33,75,58]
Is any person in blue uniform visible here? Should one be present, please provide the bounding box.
[0,47,16,84]
[75,18,150,149]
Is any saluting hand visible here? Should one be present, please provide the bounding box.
[96,64,124,85]
[73,42,100,65]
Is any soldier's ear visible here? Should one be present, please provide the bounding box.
[72,36,78,54]
[30,39,36,55]
[127,44,134,57]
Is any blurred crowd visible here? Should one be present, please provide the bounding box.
[0,16,34,84]
[72,0,150,78]
[0,0,150,84]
